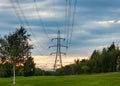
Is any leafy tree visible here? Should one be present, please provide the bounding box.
[0,62,12,77]
[34,68,45,76]
[0,26,32,84]
[81,65,90,74]
[16,66,24,76]
[90,50,101,73]
[73,59,81,74]
[116,56,120,71]
[56,67,64,75]
[24,56,35,76]
[89,43,119,73]
[108,42,115,52]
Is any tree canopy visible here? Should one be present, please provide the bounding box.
[0,26,35,84]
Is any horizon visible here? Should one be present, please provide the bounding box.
[33,55,88,70]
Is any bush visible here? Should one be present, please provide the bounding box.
[0,63,12,77]
[81,65,90,74]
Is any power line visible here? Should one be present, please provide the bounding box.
[63,0,78,56]
[10,0,24,25]
[69,0,77,47]
[33,0,50,40]
[65,0,77,48]
[65,0,72,48]
[52,0,61,32]
[14,0,45,55]
[64,0,68,40]
[10,0,77,56]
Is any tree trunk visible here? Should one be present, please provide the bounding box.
[13,64,16,85]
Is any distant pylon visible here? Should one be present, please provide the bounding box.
[49,30,67,70]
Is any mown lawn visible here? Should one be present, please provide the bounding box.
[0,72,120,86]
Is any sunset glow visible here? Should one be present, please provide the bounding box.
[33,55,88,70]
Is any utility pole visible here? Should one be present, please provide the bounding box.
[49,30,67,70]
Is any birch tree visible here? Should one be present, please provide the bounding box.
[0,26,32,85]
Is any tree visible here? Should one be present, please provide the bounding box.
[81,65,90,74]
[24,56,35,76]
[0,26,32,85]
[0,62,12,77]
[90,50,101,73]
[73,59,81,74]
[89,43,119,73]
[108,42,115,52]
[116,56,120,71]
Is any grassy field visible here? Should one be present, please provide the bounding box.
[0,72,120,86]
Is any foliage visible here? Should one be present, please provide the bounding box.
[56,65,73,75]
[0,62,12,77]
[56,43,120,75]
[0,26,33,80]
[16,66,24,76]
[116,56,120,71]
[24,56,35,76]
[34,68,45,76]
[81,65,90,74]
[89,42,120,73]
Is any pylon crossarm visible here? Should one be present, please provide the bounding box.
[60,45,68,48]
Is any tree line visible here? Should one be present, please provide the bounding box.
[30,42,120,76]
[55,42,120,75]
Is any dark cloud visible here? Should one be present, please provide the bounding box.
[0,0,120,56]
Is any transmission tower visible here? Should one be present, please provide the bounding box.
[49,30,67,70]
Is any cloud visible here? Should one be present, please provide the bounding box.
[79,20,120,30]
[95,20,120,26]
[1,0,120,58]
[15,0,64,19]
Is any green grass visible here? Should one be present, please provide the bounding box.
[0,72,120,86]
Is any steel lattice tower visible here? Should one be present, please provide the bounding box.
[49,30,67,70]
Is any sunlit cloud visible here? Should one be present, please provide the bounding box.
[97,20,120,25]
[27,11,62,19]
[80,20,120,29]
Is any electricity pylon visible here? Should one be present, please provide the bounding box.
[49,30,67,70]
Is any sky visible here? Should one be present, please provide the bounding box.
[1,0,120,69]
